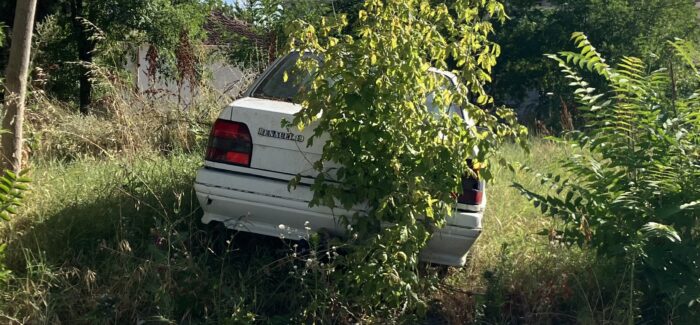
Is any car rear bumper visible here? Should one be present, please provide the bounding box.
[194,167,482,266]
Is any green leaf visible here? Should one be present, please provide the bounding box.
[4,171,16,180]
[640,222,681,243]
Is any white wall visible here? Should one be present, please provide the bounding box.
[125,45,247,107]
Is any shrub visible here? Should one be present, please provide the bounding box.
[491,0,700,131]
[288,0,527,320]
[514,33,700,321]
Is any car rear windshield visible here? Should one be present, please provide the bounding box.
[251,53,463,120]
[252,52,312,101]
[426,74,464,119]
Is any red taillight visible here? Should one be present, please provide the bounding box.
[455,160,485,207]
[457,177,484,206]
[205,119,252,167]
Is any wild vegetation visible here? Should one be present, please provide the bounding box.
[0,0,698,323]
[493,0,700,131]
[0,131,594,323]
[515,34,700,322]
[285,0,527,320]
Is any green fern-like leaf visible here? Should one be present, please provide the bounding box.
[522,34,700,311]
[0,169,30,223]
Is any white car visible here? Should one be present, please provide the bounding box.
[194,53,486,266]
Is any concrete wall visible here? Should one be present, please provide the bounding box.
[125,45,248,107]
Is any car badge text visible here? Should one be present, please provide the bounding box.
[258,128,305,142]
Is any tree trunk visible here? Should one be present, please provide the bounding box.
[71,0,93,114]
[1,0,37,172]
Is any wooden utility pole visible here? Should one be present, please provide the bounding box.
[2,0,38,172]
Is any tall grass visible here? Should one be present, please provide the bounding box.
[0,61,633,322]
[24,61,257,161]
[436,141,632,324]
[1,152,310,324]
[0,135,629,323]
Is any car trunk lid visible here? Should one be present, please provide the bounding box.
[206,97,325,180]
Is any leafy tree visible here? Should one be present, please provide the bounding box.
[216,0,361,67]
[288,0,526,320]
[1,0,216,113]
[0,0,33,284]
[515,34,700,322]
[492,0,700,131]
[137,0,215,77]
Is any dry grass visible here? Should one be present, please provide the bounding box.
[24,63,257,161]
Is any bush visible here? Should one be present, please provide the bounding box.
[288,0,527,320]
[514,33,700,321]
[492,0,700,131]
